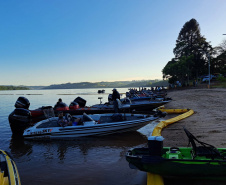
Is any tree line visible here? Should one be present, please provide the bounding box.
[0,86,29,90]
[42,80,168,89]
[162,18,226,85]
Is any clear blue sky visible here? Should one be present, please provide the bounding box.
[1,0,226,86]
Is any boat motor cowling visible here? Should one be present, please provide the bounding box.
[15,97,30,109]
[14,108,31,117]
[73,97,86,107]
[108,94,113,102]
[69,102,80,110]
[54,102,69,111]
[8,108,32,137]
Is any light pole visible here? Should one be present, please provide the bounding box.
[199,50,211,88]
[206,52,210,88]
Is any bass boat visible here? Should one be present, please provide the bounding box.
[92,97,170,112]
[126,128,226,180]
[8,97,165,137]
[23,113,159,140]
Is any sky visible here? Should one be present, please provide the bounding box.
[0,0,226,86]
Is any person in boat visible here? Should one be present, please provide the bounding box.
[54,98,63,109]
[57,111,72,127]
[112,88,120,113]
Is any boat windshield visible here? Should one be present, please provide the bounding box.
[36,119,59,128]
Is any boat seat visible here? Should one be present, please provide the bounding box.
[99,116,113,124]
[183,127,223,160]
[36,119,59,128]
[83,113,94,122]
[116,99,123,109]
[195,146,220,158]
[116,99,130,114]
[111,113,123,122]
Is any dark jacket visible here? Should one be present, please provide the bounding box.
[112,90,120,101]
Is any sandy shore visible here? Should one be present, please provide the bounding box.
[161,87,226,148]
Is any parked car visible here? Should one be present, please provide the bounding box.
[202,76,212,83]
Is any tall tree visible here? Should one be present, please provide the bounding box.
[163,18,212,84]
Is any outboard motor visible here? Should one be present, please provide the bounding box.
[54,102,69,111]
[8,108,32,137]
[108,94,113,102]
[126,92,131,98]
[69,102,80,110]
[73,97,86,107]
[15,97,30,109]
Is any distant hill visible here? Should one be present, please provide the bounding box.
[1,80,169,90]
[42,80,169,89]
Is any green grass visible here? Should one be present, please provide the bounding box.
[211,81,226,88]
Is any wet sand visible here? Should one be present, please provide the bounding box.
[162,87,226,148]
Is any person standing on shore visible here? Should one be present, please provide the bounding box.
[112,88,120,113]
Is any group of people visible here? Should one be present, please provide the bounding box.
[56,88,121,127]
[57,111,81,127]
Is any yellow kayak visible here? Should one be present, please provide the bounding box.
[0,150,21,185]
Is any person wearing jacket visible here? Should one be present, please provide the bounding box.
[112,88,120,113]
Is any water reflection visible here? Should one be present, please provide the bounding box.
[9,132,148,185]
[2,89,151,185]
[9,138,33,158]
[9,132,147,160]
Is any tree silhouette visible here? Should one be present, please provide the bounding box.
[163,18,212,84]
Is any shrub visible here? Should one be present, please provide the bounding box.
[217,76,226,82]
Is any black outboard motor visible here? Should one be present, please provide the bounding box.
[108,94,113,102]
[69,102,79,110]
[15,97,30,109]
[126,92,131,98]
[55,102,68,108]
[8,108,32,137]
[73,97,86,107]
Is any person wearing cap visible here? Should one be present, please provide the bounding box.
[57,111,72,127]
[112,88,120,113]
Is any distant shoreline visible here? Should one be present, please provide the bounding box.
[0,80,168,90]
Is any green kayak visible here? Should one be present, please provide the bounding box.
[126,128,226,180]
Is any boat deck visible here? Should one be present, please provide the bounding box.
[99,114,145,123]
[36,114,147,128]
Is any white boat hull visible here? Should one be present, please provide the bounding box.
[23,114,158,140]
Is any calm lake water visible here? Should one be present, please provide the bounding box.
[0,88,157,185]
